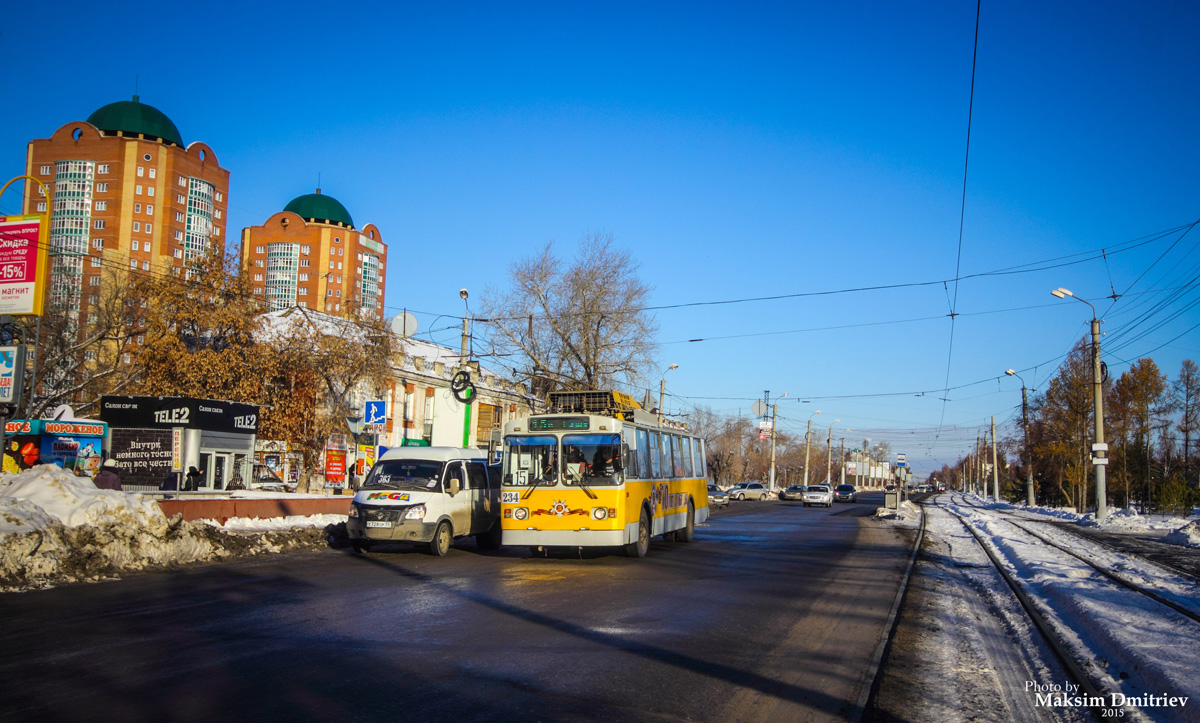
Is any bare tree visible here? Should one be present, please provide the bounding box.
[1174,359,1199,486]
[479,234,658,395]
[9,263,145,419]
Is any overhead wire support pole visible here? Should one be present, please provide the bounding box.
[991,416,1000,503]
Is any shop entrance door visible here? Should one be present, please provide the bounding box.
[212,454,229,490]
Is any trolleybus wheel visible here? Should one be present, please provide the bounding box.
[678,501,695,543]
[428,521,452,556]
[625,509,650,558]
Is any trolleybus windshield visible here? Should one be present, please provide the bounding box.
[561,434,622,485]
[503,435,559,486]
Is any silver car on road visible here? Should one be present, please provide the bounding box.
[802,484,833,507]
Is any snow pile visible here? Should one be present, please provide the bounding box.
[203,514,347,532]
[1162,520,1200,549]
[875,500,922,527]
[1,465,343,591]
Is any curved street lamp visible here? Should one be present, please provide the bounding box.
[1051,288,1108,519]
[658,364,679,422]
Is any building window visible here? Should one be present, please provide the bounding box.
[215,191,223,202]
[84,351,97,362]
[254,273,263,281]
[137,166,144,177]
[87,313,98,325]
[95,201,106,211]
[136,185,143,195]
[97,164,110,174]
[135,203,142,213]
[145,223,152,233]
[334,236,341,243]
[148,169,156,179]
[123,353,131,365]
[132,240,139,251]
[88,295,98,305]
[93,220,105,229]
[178,176,186,187]
[177,194,185,204]
[173,249,183,258]
[300,259,310,267]
[37,202,47,212]
[146,204,153,215]
[142,261,149,271]
[92,238,104,249]
[214,209,221,219]
[301,245,310,254]
[298,286,308,295]
[130,260,137,270]
[148,186,154,197]
[298,273,308,281]
[95,183,108,192]
[40,165,51,175]
[90,257,102,267]
[89,276,100,286]
[174,230,183,241]
[176,212,184,222]
[212,226,219,236]
[133,222,140,232]
[256,246,265,254]
[255,259,264,267]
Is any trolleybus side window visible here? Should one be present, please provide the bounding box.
[681,437,694,477]
[622,428,639,478]
[695,439,707,481]
[664,434,677,478]
[648,431,663,479]
[636,428,651,480]
[503,435,559,486]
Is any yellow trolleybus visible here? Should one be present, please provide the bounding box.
[500,391,710,557]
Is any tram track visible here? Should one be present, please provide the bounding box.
[939,494,1117,720]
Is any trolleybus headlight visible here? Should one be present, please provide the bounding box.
[404,505,426,520]
[591,507,607,520]
[513,507,529,521]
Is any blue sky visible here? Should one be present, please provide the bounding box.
[3,1,1198,474]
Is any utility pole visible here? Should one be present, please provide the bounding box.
[825,425,833,486]
[1090,316,1108,520]
[768,401,778,492]
[991,416,1000,503]
[839,437,846,485]
[803,418,813,489]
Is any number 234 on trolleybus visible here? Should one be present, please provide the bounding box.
[500,391,710,557]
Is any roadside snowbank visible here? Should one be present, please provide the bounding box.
[1,465,344,591]
[875,500,922,527]
[1163,520,1200,548]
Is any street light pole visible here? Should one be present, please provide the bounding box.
[825,420,839,486]
[839,437,846,485]
[1006,369,1036,506]
[1052,288,1108,520]
[991,416,1000,503]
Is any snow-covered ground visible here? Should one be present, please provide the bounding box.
[0,465,345,591]
[873,493,1198,723]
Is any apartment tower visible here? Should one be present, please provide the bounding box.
[24,96,230,317]
[241,191,386,320]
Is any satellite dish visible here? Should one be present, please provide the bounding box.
[390,312,418,338]
[751,401,768,417]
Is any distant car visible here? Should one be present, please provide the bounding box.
[707,483,730,508]
[779,484,806,501]
[730,482,768,501]
[802,484,833,507]
[885,484,897,492]
[834,484,857,503]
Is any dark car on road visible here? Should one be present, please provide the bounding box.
[779,485,806,501]
[834,484,858,503]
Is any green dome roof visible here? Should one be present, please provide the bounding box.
[86,96,183,147]
[283,192,355,228]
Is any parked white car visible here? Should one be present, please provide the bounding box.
[346,447,502,556]
[802,484,833,507]
[728,482,769,501]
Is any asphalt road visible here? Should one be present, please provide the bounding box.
[0,492,913,722]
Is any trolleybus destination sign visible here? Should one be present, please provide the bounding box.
[0,215,48,316]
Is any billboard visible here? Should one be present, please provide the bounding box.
[0,215,48,316]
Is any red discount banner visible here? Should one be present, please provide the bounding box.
[0,215,48,316]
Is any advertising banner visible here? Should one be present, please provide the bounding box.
[0,215,48,316]
[325,449,347,488]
